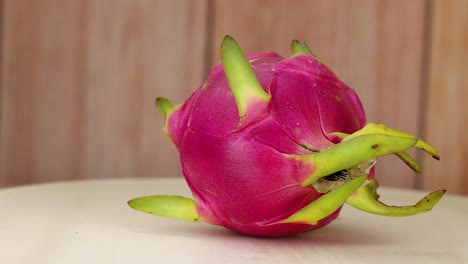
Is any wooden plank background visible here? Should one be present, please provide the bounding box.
[0,0,466,195]
[422,0,468,194]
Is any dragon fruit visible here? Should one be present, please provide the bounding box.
[128,36,445,237]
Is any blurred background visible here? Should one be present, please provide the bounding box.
[0,0,466,195]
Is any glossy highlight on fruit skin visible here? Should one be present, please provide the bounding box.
[128,36,445,237]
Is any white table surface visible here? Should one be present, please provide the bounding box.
[0,178,466,264]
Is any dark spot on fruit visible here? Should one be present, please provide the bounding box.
[320,91,326,96]
[371,144,379,149]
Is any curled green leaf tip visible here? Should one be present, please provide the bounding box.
[290,39,325,64]
[346,180,446,217]
[396,151,422,173]
[128,195,203,222]
[281,175,367,226]
[291,40,314,56]
[156,97,175,120]
[299,123,441,186]
[220,35,270,118]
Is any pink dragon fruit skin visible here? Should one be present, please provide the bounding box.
[129,36,445,237]
[166,54,363,236]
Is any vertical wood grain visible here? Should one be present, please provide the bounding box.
[422,0,468,195]
[3,0,465,194]
[0,0,3,183]
[0,0,207,187]
[210,0,426,189]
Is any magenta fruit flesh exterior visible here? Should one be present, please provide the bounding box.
[128,36,445,237]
